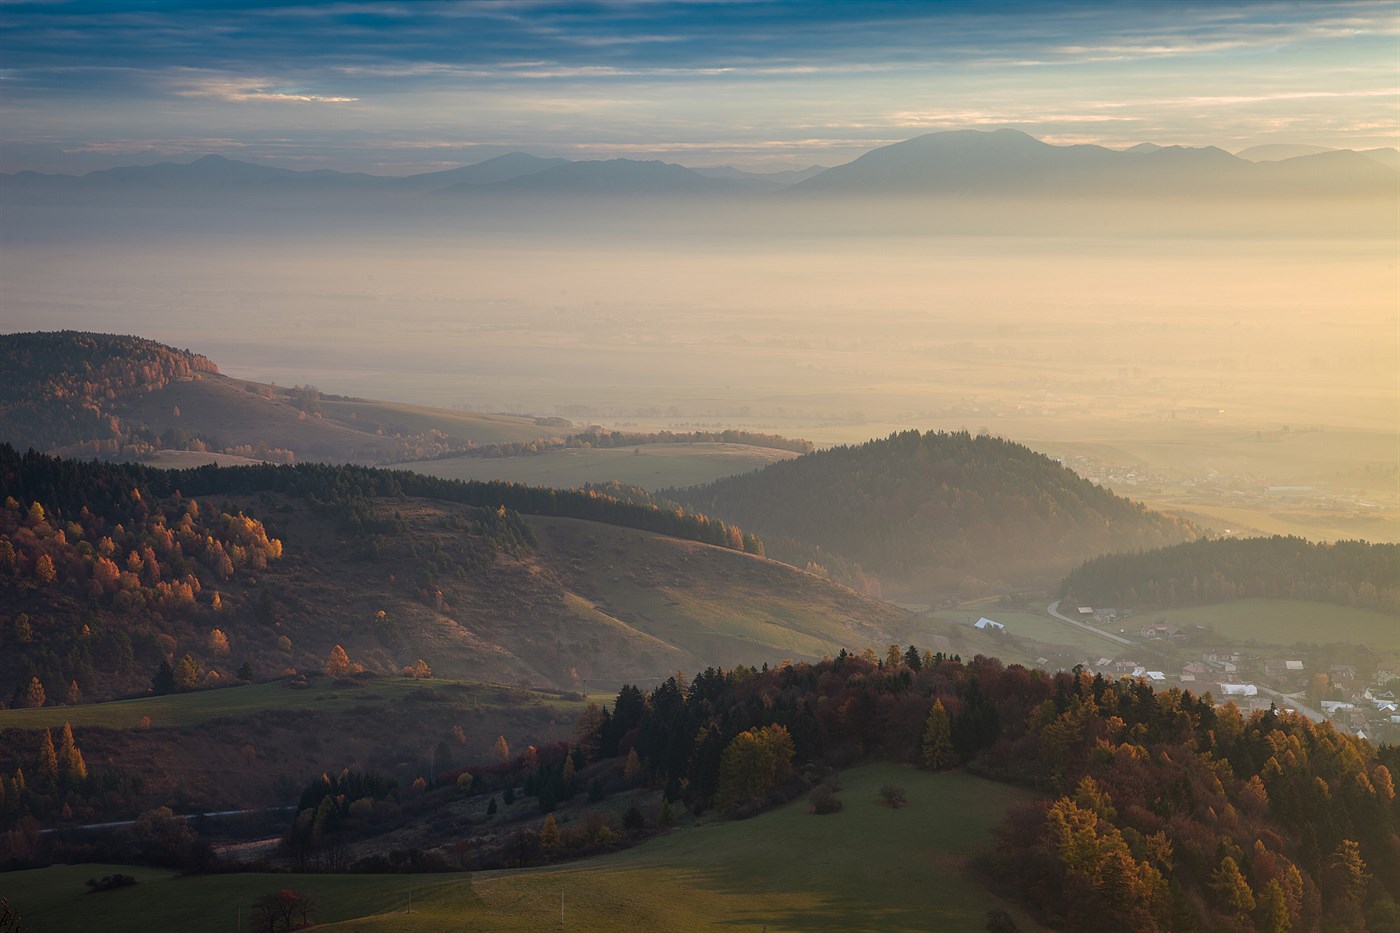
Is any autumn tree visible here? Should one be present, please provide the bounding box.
[173,654,203,691]
[22,677,45,709]
[58,723,87,784]
[493,735,510,762]
[540,813,560,849]
[208,628,230,655]
[38,729,58,783]
[323,645,351,678]
[921,699,956,770]
[715,724,794,810]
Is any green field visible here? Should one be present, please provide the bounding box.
[930,607,1122,661]
[316,397,552,445]
[0,677,579,731]
[11,764,1037,933]
[398,442,798,491]
[1147,599,1399,649]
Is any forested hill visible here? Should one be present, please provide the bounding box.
[0,445,810,700]
[1060,536,1400,614]
[672,430,1197,590]
[0,331,218,452]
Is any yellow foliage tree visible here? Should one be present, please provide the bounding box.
[324,644,351,677]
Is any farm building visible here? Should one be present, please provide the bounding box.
[973,617,1005,632]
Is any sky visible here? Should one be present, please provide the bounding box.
[1,0,1397,175]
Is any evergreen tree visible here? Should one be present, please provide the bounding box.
[921,699,956,770]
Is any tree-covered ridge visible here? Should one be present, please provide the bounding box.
[568,653,1397,931]
[673,430,1196,585]
[0,331,218,453]
[1059,536,1399,614]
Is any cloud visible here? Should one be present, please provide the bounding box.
[171,74,359,103]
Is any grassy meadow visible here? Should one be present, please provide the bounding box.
[0,677,581,731]
[1144,599,1399,650]
[11,764,1038,933]
[398,442,798,491]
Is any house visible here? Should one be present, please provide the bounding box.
[1329,665,1358,684]
[974,617,1005,632]
[1076,606,1094,616]
[1219,683,1258,697]
[1141,623,1182,640]
[1321,700,1356,716]
[1265,660,1305,676]
[1130,668,1167,683]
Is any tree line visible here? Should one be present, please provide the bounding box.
[1059,536,1399,614]
[555,650,1397,931]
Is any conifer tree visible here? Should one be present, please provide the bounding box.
[59,722,86,784]
[38,729,58,783]
[921,700,956,770]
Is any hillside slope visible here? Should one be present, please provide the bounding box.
[0,331,559,464]
[673,430,1197,595]
[0,449,913,704]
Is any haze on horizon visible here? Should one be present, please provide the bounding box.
[1,1,1397,543]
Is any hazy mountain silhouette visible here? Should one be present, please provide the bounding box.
[390,152,570,191]
[449,158,747,197]
[790,128,1396,198]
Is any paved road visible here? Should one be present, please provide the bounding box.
[1255,685,1326,723]
[40,805,295,834]
[1046,600,1135,648]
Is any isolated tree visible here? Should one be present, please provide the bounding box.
[493,735,510,762]
[486,797,498,816]
[921,699,956,770]
[323,644,351,678]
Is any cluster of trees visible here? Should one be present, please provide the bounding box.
[670,430,1196,586]
[0,446,282,701]
[0,331,218,455]
[563,650,1396,930]
[0,723,146,841]
[447,427,815,460]
[1060,536,1399,614]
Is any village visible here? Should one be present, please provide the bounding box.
[968,607,1400,744]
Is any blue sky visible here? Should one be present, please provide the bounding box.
[1,0,1396,174]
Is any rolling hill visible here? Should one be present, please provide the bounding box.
[671,429,1198,596]
[0,331,562,465]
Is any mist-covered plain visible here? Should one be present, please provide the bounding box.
[4,209,1396,543]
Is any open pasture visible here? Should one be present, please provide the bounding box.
[11,764,1037,933]
[398,441,798,491]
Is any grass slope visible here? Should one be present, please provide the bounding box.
[398,441,798,491]
[13,764,1038,933]
[0,676,579,731]
[1146,598,1399,648]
